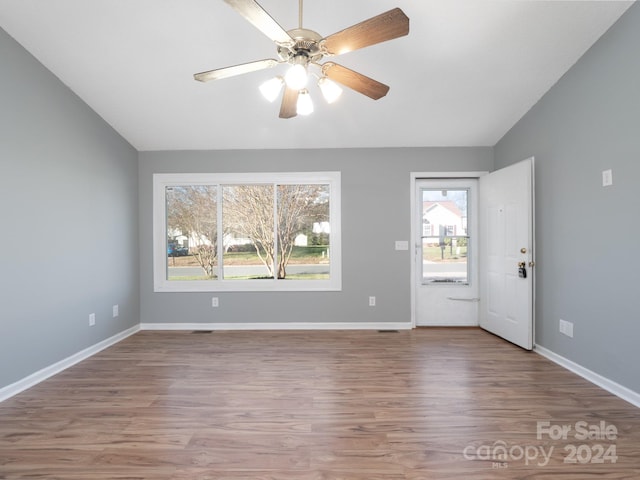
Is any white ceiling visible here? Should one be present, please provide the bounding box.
[0,0,634,151]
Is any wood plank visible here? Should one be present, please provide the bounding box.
[0,328,638,478]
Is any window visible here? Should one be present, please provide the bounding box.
[154,172,341,292]
[420,188,470,284]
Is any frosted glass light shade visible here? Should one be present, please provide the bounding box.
[285,64,308,90]
[259,76,284,102]
[318,77,342,104]
[296,89,313,115]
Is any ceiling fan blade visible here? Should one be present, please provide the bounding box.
[279,87,299,119]
[194,59,279,82]
[321,8,409,56]
[224,0,294,46]
[322,62,389,100]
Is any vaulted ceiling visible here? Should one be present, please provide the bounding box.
[0,1,634,150]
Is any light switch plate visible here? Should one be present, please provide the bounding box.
[395,240,409,251]
[602,169,613,187]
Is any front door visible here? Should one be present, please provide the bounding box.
[479,158,535,350]
[414,179,479,326]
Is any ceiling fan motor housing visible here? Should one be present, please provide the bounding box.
[277,28,326,65]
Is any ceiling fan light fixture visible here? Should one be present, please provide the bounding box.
[259,76,284,102]
[285,63,308,90]
[318,77,343,104]
[284,53,309,90]
[296,89,314,115]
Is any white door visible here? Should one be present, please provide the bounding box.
[479,158,535,350]
[415,179,479,326]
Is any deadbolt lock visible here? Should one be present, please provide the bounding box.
[520,247,527,254]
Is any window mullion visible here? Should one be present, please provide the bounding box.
[217,184,223,281]
[272,183,278,281]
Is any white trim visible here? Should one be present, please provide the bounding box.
[411,171,489,179]
[141,322,412,331]
[409,171,488,327]
[0,325,140,403]
[529,157,536,347]
[535,345,640,408]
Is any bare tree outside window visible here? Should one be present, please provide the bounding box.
[223,185,275,278]
[223,184,329,279]
[166,185,218,279]
[277,184,329,279]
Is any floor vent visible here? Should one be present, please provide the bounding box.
[378,330,399,333]
[191,330,214,334]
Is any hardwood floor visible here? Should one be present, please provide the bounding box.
[1,328,638,479]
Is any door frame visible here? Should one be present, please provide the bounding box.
[410,171,488,328]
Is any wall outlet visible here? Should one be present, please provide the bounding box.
[89,313,96,326]
[559,319,573,338]
[212,297,219,307]
[112,305,119,317]
[369,296,376,307]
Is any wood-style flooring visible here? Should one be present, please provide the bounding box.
[0,328,638,479]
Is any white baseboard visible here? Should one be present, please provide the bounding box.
[0,325,140,403]
[140,322,413,331]
[535,345,640,408]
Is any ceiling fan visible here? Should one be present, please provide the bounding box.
[194,0,409,118]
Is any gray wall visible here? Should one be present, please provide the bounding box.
[139,148,493,326]
[495,3,640,392]
[0,28,139,389]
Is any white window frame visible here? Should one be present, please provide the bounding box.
[153,172,341,292]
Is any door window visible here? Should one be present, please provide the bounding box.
[420,188,470,285]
